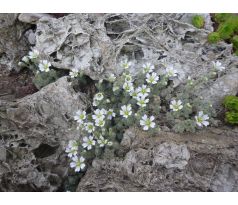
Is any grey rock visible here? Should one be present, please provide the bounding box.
[153,142,190,170]
[0,13,29,71]
[34,14,238,107]
[24,29,36,45]
[18,13,53,24]
[0,13,18,28]
[200,69,238,109]
[77,127,238,192]
[179,13,214,32]
[0,77,86,191]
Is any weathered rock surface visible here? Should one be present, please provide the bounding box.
[0,13,238,192]
[77,127,238,192]
[18,13,53,24]
[0,77,86,191]
[34,13,238,108]
[0,14,30,72]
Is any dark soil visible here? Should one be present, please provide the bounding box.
[0,67,38,101]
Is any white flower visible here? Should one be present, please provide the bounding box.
[212,61,225,72]
[92,99,99,107]
[84,122,95,133]
[92,109,106,121]
[28,49,39,59]
[137,85,150,98]
[22,56,29,63]
[69,68,79,78]
[136,96,149,108]
[142,63,154,74]
[120,104,132,118]
[82,136,96,150]
[39,60,51,72]
[74,110,86,123]
[94,93,104,101]
[95,118,105,127]
[70,156,86,172]
[166,65,178,78]
[97,136,112,147]
[140,115,156,130]
[107,109,116,120]
[130,89,139,99]
[123,82,134,93]
[108,74,116,82]
[195,111,209,127]
[65,140,78,158]
[120,58,132,69]
[146,72,159,84]
[124,73,133,82]
[170,100,183,112]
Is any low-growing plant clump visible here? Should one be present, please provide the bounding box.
[224,95,238,125]
[64,56,225,174]
[208,13,238,55]
[18,50,66,89]
[192,15,205,29]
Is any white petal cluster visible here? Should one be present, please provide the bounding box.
[123,81,134,93]
[22,56,29,64]
[170,100,183,112]
[92,109,107,127]
[136,96,149,108]
[74,110,86,124]
[94,93,104,101]
[108,74,116,82]
[124,73,133,82]
[92,109,106,121]
[212,61,225,72]
[82,136,96,150]
[39,60,51,72]
[107,109,116,120]
[69,68,80,78]
[93,93,104,106]
[142,63,154,74]
[95,118,105,127]
[120,58,133,70]
[166,65,178,78]
[195,111,209,127]
[70,156,86,172]
[140,114,156,130]
[120,104,132,118]
[146,72,159,84]
[129,89,139,99]
[65,140,78,158]
[137,85,150,98]
[84,122,95,133]
[28,49,40,60]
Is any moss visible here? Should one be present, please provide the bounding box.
[33,69,65,90]
[214,13,233,23]
[224,95,238,112]
[225,112,238,125]
[192,15,205,29]
[208,14,238,54]
[208,32,220,43]
[217,21,236,40]
[232,35,238,50]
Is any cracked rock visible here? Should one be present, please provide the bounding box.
[0,77,86,191]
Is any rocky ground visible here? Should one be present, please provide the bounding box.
[0,13,238,192]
